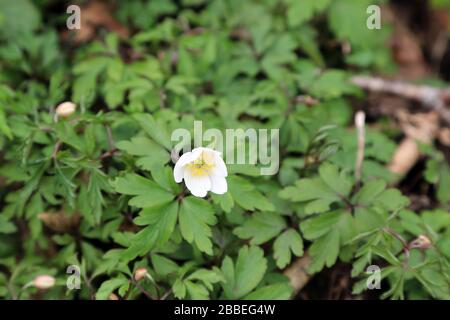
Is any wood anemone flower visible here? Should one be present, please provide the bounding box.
[173,147,228,198]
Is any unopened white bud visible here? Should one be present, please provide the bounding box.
[410,235,432,249]
[108,293,119,300]
[134,268,148,281]
[55,102,77,118]
[33,275,56,289]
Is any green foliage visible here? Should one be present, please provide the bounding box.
[0,0,448,301]
[422,144,450,205]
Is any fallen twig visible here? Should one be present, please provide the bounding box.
[387,111,439,183]
[283,254,312,294]
[98,148,118,161]
[351,75,450,125]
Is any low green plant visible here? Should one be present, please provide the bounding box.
[0,0,448,300]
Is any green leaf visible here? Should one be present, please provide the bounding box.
[95,276,129,300]
[0,0,41,36]
[56,122,85,153]
[113,174,174,208]
[122,202,178,261]
[375,189,410,211]
[151,254,179,277]
[234,212,286,245]
[221,246,267,299]
[173,278,187,299]
[273,229,304,269]
[187,268,225,286]
[352,180,386,205]
[244,282,293,300]
[285,0,331,27]
[300,210,341,240]
[211,192,234,213]
[82,168,110,226]
[300,70,358,99]
[179,196,217,255]
[372,246,401,266]
[0,216,16,234]
[319,162,352,196]
[229,176,275,211]
[116,136,170,172]
[0,107,12,139]
[133,113,171,150]
[354,207,385,231]
[308,228,340,273]
[279,163,350,214]
[185,281,209,300]
[329,0,382,49]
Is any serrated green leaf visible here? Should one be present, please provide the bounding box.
[121,202,178,261]
[308,228,340,273]
[244,282,293,300]
[273,229,304,268]
[113,174,174,208]
[133,113,171,150]
[300,210,341,240]
[221,246,267,299]
[234,212,286,245]
[179,196,217,255]
[229,176,275,211]
[95,277,128,300]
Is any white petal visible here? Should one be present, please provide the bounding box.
[173,164,185,183]
[184,171,211,198]
[210,174,227,194]
[213,154,228,177]
[173,156,188,183]
[176,150,195,167]
[190,147,206,158]
[173,150,201,183]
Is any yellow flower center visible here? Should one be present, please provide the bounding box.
[186,151,215,176]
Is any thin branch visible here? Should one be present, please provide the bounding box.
[105,125,115,150]
[133,280,156,300]
[383,227,410,268]
[98,148,118,160]
[294,95,320,106]
[171,148,181,163]
[52,140,63,159]
[351,76,450,125]
[159,288,172,300]
[354,111,366,191]
[97,124,117,161]
[383,227,408,248]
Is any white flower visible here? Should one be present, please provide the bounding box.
[173,147,228,198]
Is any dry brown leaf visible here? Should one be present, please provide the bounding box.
[438,127,450,146]
[387,7,430,80]
[399,111,439,143]
[38,211,81,233]
[387,137,421,176]
[283,253,312,294]
[388,112,439,182]
[62,0,129,44]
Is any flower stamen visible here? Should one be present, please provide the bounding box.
[186,151,215,176]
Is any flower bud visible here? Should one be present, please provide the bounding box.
[33,275,56,289]
[134,268,148,281]
[108,293,119,300]
[410,235,432,249]
[55,102,76,118]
